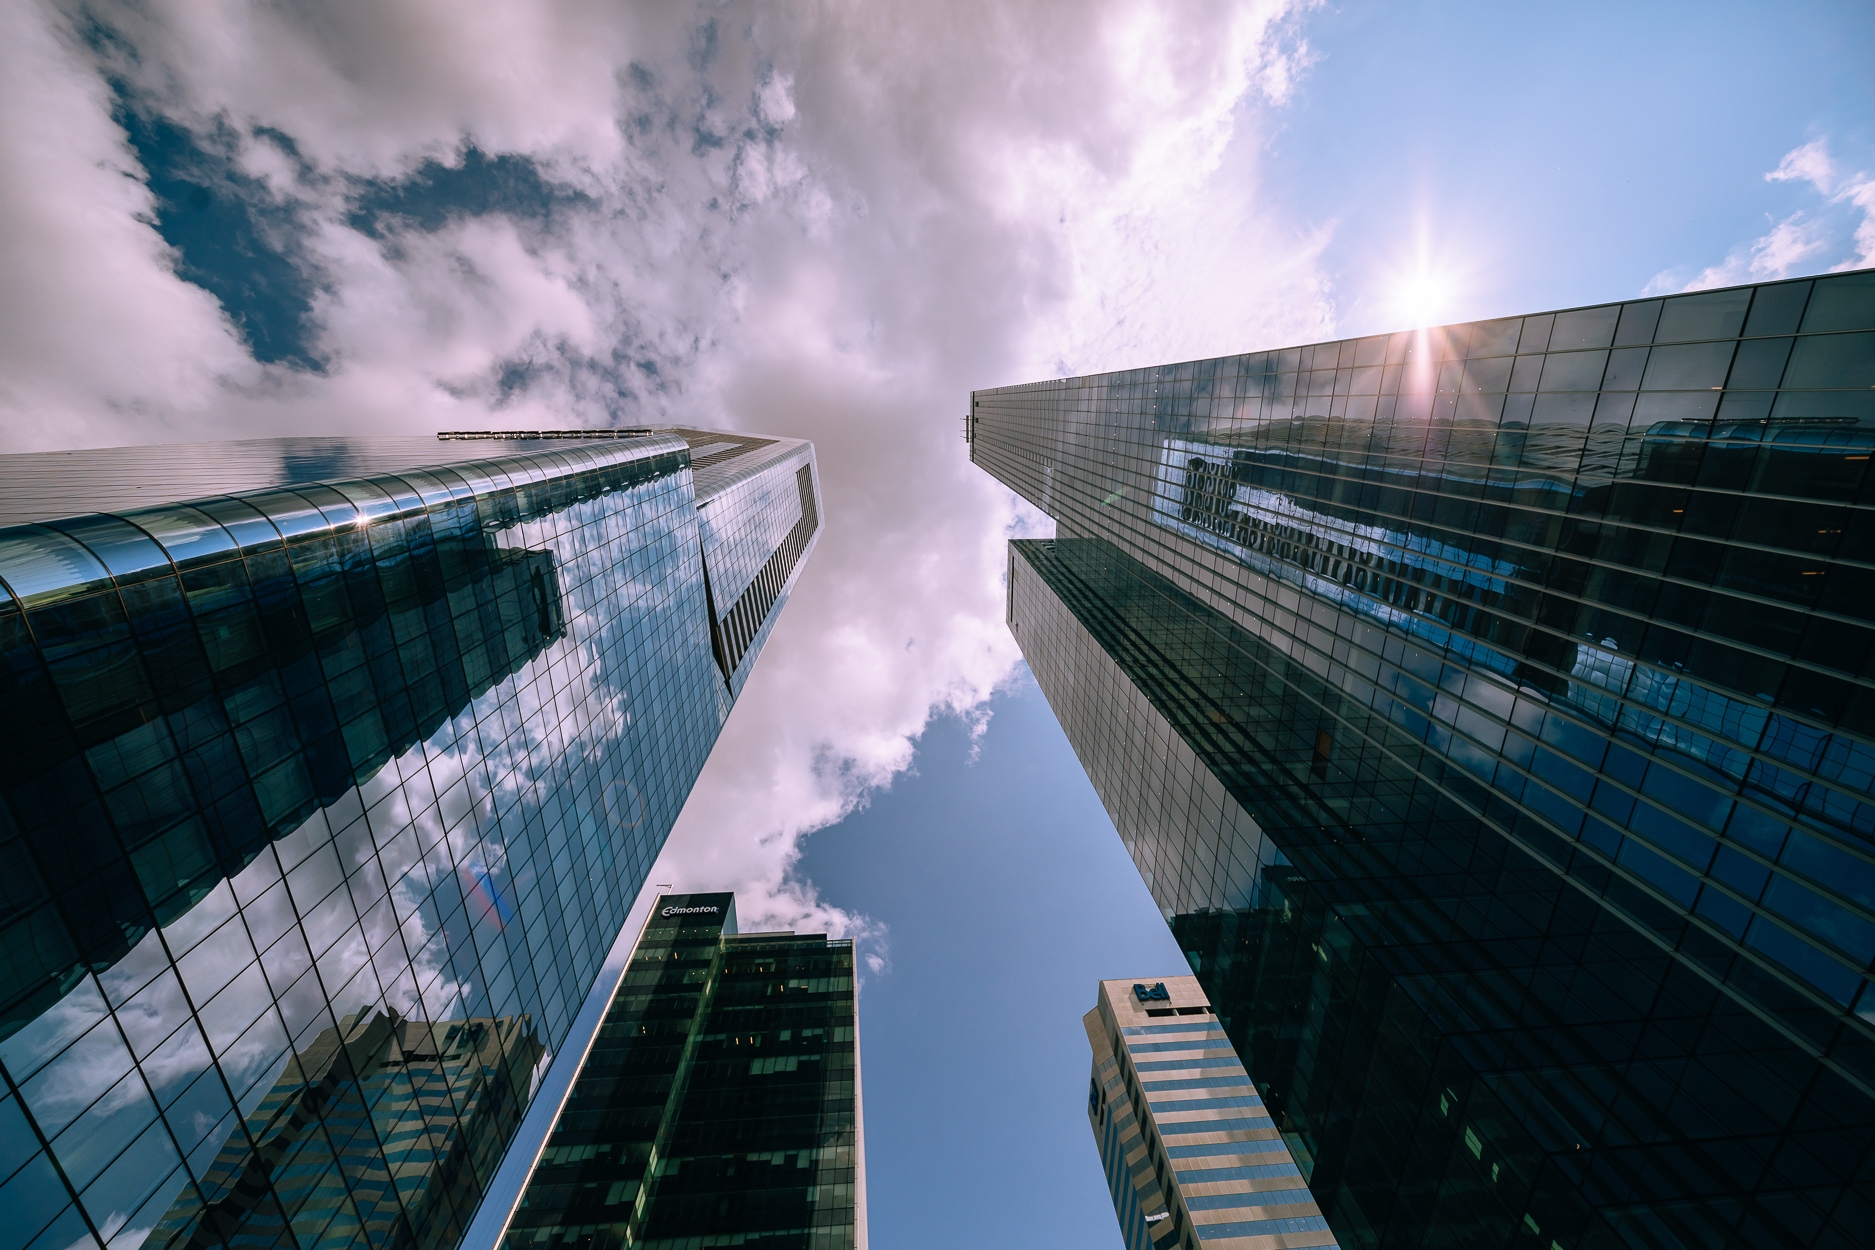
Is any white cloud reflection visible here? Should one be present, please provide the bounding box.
[1,0,1338,972]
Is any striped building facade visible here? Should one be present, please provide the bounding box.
[1085,977,1338,1250]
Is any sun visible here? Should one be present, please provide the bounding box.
[1393,269,1455,329]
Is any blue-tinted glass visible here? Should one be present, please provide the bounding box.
[0,1155,74,1250]
[1538,351,1606,391]
[325,476,402,525]
[241,487,334,541]
[192,496,280,549]
[1467,319,1520,357]
[1726,335,1794,389]
[968,271,1875,1250]
[44,515,171,584]
[0,429,822,1250]
[286,481,364,532]
[115,504,240,569]
[0,526,113,607]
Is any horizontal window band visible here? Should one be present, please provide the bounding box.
[1158,1115,1273,1135]
[1184,1188,1316,1213]
[1143,1075,1254,1092]
[1166,1140,1291,1160]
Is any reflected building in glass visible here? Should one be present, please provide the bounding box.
[144,1010,542,1250]
[972,271,1875,1248]
[501,892,864,1250]
[0,429,822,1250]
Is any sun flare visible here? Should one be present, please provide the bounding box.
[1393,270,1455,329]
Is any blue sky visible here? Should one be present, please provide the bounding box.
[1257,0,1875,337]
[3,1,1873,1247]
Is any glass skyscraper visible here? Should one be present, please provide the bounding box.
[0,429,822,1250]
[501,892,864,1250]
[972,271,1874,1248]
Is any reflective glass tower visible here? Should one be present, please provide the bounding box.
[972,271,1875,1249]
[501,892,864,1250]
[0,429,822,1250]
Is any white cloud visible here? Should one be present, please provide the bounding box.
[1836,174,1875,271]
[1653,211,1831,294]
[1649,136,1875,293]
[1767,137,1836,195]
[0,1,258,451]
[2,0,1336,963]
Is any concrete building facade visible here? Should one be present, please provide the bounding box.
[1086,976,1338,1250]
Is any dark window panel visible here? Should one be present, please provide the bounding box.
[1768,389,1875,423]
[1551,306,1620,351]
[1780,331,1875,390]
[1641,341,1737,391]
[1799,272,1875,333]
[1601,346,1649,392]
[1657,289,1752,342]
[1725,336,1795,390]
[1615,300,1663,346]
[1538,352,1608,392]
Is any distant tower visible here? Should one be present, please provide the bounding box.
[502,893,866,1250]
[1084,977,1336,1250]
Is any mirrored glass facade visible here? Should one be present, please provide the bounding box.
[502,893,864,1250]
[0,431,822,1250]
[973,271,1875,1249]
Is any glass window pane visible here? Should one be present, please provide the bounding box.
[44,516,170,583]
[0,525,113,607]
[1725,336,1794,390]
[242,488,334,542]
[1517,314,1554,354]
[1466,319,1520,357]
[1614,300,1662,345]
[1602,347,1648,391]
[1800,271,1875,333]
[1641,341,1736,391]
[114,504,238,570]
[1743,280,1812,336]
[1551,305,1619,350]
[1781,331,1875,390]
[1538,351,1608,391]
[1657,288,1750,341]
[191,497,280,550]
[0,1154,71,1250]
